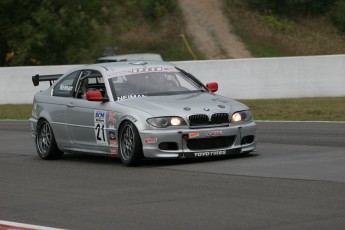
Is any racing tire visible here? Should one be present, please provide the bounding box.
[36,119,64,160]
[118,121,143,166]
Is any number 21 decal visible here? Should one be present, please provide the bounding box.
[94,110,107,144]
[95,124,106,142]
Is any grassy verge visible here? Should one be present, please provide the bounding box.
[0,104,32,120]
[240,97,345,121]
[1,97,345,121]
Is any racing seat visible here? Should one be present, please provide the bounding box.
[78,79,88,99]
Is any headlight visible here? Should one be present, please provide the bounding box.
[231,110,253,123]
[147,117,187,128]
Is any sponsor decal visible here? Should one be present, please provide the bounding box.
[94,110,107,144]
[205,131,222,137]
[95,110,105,123]
[108,70,132,77]
[132,67,163,73]
[108,131,117,146]
[144,138,158,144]
[117,94,147,101]
[110,148,118,156]
[194,150,226,157]
[121,115,137,123]
[163,67,178,71]
[108,112,116,128]
[108,112,116,123]
[189,132,200,138]
[108,67,177,77]
[59,84,73,91]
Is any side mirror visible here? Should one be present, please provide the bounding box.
[206,82,218,93]
[86,91,104,102]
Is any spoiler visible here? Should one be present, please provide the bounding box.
[32,74,63,86]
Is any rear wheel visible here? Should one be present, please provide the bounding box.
[118,121,143,166]
[36,120,63,160]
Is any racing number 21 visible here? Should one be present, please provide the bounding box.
[95,123,106,142]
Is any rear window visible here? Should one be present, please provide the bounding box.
[53,71,79,97]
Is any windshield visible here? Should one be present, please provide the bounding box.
[109,71,207,101]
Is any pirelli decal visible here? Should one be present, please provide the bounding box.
[132,67,163,73]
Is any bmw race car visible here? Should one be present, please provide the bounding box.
[29,61,256,166]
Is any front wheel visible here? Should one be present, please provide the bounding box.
[36,119,63,160]
[118,121,143,166]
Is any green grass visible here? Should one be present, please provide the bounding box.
[2,97,345,121]
[0,104,32,120]
[240,97,345,121]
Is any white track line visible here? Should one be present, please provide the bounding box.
[0,220,66,230]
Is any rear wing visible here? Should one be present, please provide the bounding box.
[32,74,63,86]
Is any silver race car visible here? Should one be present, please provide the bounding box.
[29,61,256,166]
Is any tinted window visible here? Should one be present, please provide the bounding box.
[53,71,79,97]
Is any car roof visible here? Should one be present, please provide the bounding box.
[77,61,178,78]
[90,60,175,69]
[96,53,163,63]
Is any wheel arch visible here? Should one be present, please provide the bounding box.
[118,119,140,137]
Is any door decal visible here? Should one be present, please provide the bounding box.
[94,110,107,144]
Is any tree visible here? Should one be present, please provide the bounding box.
[331,0,345,32]
[0,0,105,66]
[246,0,335,16]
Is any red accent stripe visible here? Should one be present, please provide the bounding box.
[0,223,38,230]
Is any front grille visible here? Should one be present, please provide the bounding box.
[188,114,209,126]
[188,113,229,126]
[186,136,236,150]
[211,113,229,124]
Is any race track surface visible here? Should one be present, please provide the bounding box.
[1,120,345,230]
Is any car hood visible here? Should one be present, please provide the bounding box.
[115,92,248,117]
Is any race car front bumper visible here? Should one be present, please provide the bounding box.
[139,121,257,158]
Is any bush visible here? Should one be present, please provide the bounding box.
[143,0,177,20]
[263,15,295,33]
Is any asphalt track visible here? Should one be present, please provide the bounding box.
[1,120,345,230]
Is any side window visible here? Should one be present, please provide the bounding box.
[53,71,79,97]
[75,70,106,99]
